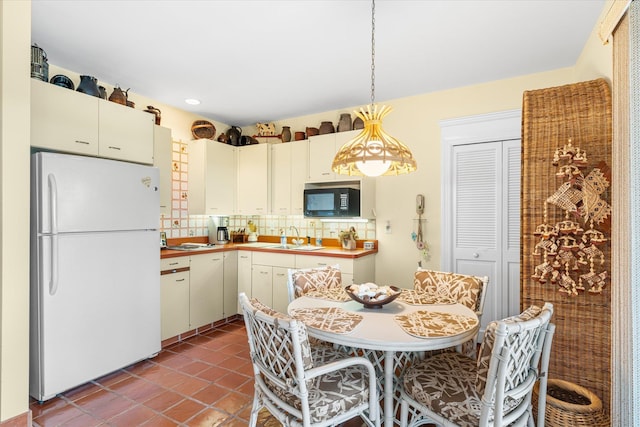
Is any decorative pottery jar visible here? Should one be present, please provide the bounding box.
[338,113,352,132]
[319,121,335,134]
[281,126,291,142]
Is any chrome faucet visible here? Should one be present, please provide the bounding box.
[290,226,303,246]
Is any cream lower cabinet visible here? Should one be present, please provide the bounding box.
[160,258,190,341]
[294,254,376,286]
[189,253,224,329]
[237,250,252,313]
[223,251,238,318]
[248,252,296,313]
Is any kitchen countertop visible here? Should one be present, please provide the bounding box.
[160,241,377,259]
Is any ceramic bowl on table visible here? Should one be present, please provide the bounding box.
[345,283,401,309]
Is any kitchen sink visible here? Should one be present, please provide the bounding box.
[265,244,325,251]
[165,243,216,251]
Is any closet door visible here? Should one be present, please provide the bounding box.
[450,139,520,335]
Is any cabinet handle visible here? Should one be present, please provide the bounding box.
[108,146,122,151]
[169,262,179,266]
[321,172,330,176]
[316,263,327,266]
[176,278,185,282]
[276,273,285,277]
[260,271,269,275]
[473,253,479,258]
[75,140,90,145]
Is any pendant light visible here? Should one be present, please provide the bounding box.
[332,0,417,177]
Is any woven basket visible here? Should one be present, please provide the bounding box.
[191,120,216,140]
[533,379,610,426]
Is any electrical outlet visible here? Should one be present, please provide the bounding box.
[385,220,392,234]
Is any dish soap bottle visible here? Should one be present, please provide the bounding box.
[280,229,287,248]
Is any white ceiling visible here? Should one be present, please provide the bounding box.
[31,0,605,127]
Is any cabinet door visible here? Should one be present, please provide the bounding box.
[30,79,99,156]
[153,126,172,216]
[237,251,252,313]
[308,133,336,181]
[252,265,273,307]
[237,144,270,214]
[98,99,154,164]
[223,251,238,318]
[272,267,290,313]
[189,253,224,328]
[205,142,236,215]
[290,140,309,215]
[271,143,292,215]
[160,271,190,340]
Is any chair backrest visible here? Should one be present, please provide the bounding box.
[287,264,342,302]
[239,293,314,408]
[414,268,488,314]
[476,302,555,426]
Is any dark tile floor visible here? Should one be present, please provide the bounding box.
[30,319,366,427]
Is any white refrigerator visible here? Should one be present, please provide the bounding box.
[30,152,161,401]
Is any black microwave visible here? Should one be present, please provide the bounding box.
[304,188,360,217]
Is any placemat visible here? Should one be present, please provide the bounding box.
[398,289,456,305]
[394,311,478,338]
[290,307,362,334]
[304,287,352,302]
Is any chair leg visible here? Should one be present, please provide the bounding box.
[248,390,261,427]
[400,399,409,427]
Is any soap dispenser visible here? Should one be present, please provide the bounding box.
[280,229,287,247]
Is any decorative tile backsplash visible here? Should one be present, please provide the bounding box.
[159,140,376,240]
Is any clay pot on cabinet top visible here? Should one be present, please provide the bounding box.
[281,126,291,142]
[319,121,335,134]
[294,131,305,141]
[306,127,319,137]
[338,113,352,132]
[353,116,364,130]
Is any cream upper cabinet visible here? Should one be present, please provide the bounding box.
[189,252,224,328]
[237,144,270,215]
[31,79,154,164]
[188,139,236,215]
[271,143,292,215]
[290,140,309,215]
[308,130,359,182]
[153,126,172,216]
[98,98,154,163]
[31,79,99,156]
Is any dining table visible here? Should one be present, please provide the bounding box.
[287,288,479,427]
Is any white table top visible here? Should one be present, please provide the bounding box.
[288,296,479,352]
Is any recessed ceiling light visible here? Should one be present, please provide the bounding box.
[185,98,200,105]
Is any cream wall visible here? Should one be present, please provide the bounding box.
[0,0,31,422]
[256,6,612,287]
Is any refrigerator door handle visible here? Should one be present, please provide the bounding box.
[48,173,59,295]
[48,173,58,234]
[50,234,59,295]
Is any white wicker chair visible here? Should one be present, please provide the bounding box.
[400,302,555,427]
[286,264,342,303]
[239,292,380,427]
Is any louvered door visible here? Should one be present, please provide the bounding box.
[451,139,520,335]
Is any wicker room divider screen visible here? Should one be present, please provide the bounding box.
[521,78,612,416]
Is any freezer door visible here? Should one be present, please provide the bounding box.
[32,152,159,233]
[30,229,160,401]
